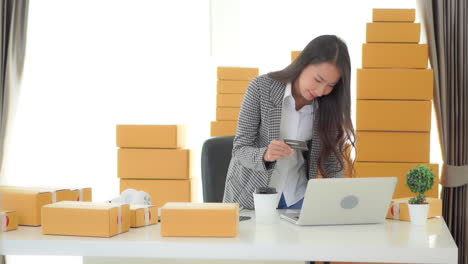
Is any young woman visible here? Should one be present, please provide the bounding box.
[223,35,356,211]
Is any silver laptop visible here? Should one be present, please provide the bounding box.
[280,177,397,225]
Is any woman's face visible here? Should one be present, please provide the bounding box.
[294,62,341,103]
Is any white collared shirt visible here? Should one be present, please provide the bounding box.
[268,82,315,206]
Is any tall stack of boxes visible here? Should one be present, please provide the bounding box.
[356,9,440,200]
[117,125,194,209]
[211,67,259,136]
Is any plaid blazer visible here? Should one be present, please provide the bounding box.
[222,74,344,209]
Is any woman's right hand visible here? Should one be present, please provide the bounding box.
[264,140,294,162]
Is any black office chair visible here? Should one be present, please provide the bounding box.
[201,136,234,202]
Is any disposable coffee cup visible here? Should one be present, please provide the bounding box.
[253,187,279,224]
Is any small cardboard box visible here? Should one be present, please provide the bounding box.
[1,211,19,231]
[366,23,420,43]
[291,51,301,61]
[373,9,415,22]
[0,186,72,203]
[217,80,250,94]
[356,100,431,132]
[211,121,237,137]
[116,125,185,149]
[362,43,428,69]
[120,179,194,209]
[70,188,92,201]
[118,148,189,179]
[387,198,442,221]
[356,131,430,163]
[216,107,241,121]
[355,162,439,199]
[217,94,244,108]
[42,201,130,237]
[357,69,433,100]
[161,203,239,237]
[130,204,158,227]
[0,188,53,226]
[217,67,259,81]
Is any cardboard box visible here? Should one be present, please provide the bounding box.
[118,148,189,179]
[362,43,428,69]
[211,121,237,137]
[373,9,415,22]
[355,162,439,199]
[217,80,250,94]
[116,125,185,149]
[387,198,442,221]
[366,23,420,43]
[356,131,430,162]
[356,100,431,132]
[217,67,259,81]
[161,203,239,237]
[42,201,130,237]
[120,179,193,208]
[217,94,244,108]
[1,211,18,231]
[0,186,72,203]
[130,204,158,227]
[291,51,301,61]
[357,69,433,100]
[0,188,53,226]
[70,188,92,201]
[217,107,241,121]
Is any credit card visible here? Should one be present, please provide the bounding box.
[284,139,308,151]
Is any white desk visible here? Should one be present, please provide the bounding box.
[0,210,458,264]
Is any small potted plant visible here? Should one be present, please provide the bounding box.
[406,165,435,225]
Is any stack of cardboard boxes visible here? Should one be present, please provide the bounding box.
[355,9,441,220]
[117,125,194,209]
[211,67,259,136]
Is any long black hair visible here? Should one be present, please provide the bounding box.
[268,35,355,177]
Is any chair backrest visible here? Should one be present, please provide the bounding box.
[201,136,234,202]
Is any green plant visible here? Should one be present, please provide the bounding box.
[406,165,435,204]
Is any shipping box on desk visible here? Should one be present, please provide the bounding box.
[0,186,72,203]
[118,148,189,179]
[161,203,239,237]
[387,198,442,221]
[117,125,186,149]
[120,179,194,209]
[130,204,158,227]
[42,201,130,237]
[0,188,52,226]
[70,187,92,201]
[1,211,18,231]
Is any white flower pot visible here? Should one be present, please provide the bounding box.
[408,203,430,226]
